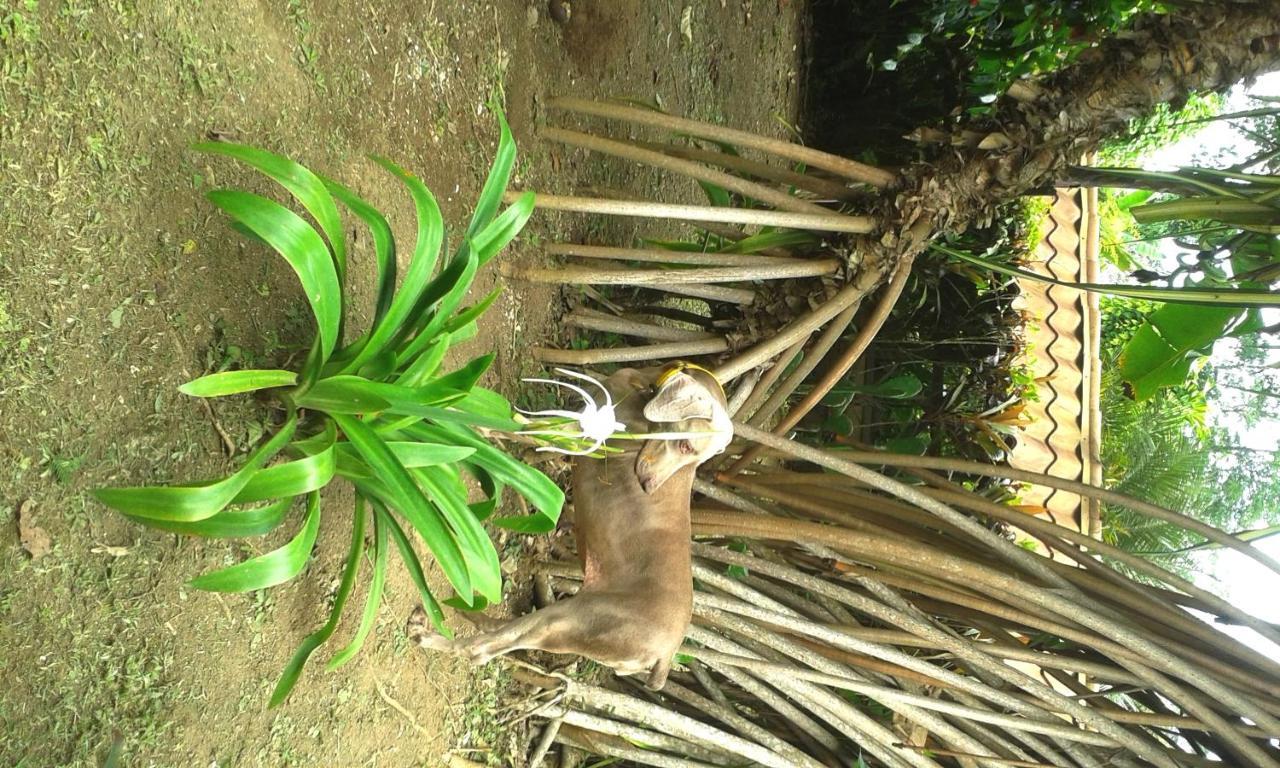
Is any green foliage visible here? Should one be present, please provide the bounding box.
[810,209,1038,466]
[1065,163,1280,397]
[1099,93,1225,166]
[885,0,1160,113]
[1099,300,1280,578]
[94,111,564,706]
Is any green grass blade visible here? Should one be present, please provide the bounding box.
[379,503,451,639]
[231,429,337,504]
[330,413,473,602]
[413,465,502,604]
[126,497,293,538]
[721,229,817,254]
[338,157,444,374]
[328,498,387,669]
[409,252,481,345]
[938,245,1280,307]
[195,142,347,280]
[443,284,502,334]
[321,175,397,323]
[189,491,321,592]
[269,491,363,708]
[95,414,298,522]
[465,107,517,244]
[469,191,535,266]
[432,354,494,393]
[404,422,563,530]
[333,442,474,479]
[179,369,298,397]
[208,189,342,361]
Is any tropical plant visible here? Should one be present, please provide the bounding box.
[885,0,1160,112]
[93,110,564,707]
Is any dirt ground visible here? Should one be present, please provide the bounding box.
[0,1,803,765]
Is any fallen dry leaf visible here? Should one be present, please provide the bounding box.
[17,499,52,560]
[91,544,131,558]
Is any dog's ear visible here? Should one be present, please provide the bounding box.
[643,372,716,423]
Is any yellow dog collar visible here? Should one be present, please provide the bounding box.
[655,361,726,400]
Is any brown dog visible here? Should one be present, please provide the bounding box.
[406,363,730,689]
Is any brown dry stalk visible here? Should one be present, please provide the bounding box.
[635,139,858,200]
[563,310,718,342]
[726,250,916,474]
[500,259,840,284]
[549,96,897,188]
[531,338,729,364]
[826,450,1280,579]
[505,191,875,234]
[542,126,834,215]
[546,242,783,267]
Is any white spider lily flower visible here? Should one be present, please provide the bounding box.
[516,368,626,456]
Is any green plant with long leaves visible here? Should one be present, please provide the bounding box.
[93,111,564,707]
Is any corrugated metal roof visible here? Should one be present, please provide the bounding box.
[1009,188,1103,537]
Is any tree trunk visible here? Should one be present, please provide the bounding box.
[854,3,1280,278]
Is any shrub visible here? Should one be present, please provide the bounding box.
[94,110,563,706]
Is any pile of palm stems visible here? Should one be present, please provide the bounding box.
[490,87,1280,767]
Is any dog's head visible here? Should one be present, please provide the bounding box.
[635,363,732,494]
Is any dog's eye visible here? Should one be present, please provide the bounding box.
[678,440,695,455]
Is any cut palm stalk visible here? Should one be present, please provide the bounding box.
[727,251,915,474]
[543,126,834,216]
[714,261,886,382]
[506,191,875,234]
[549,97,897,188]
[501,260,840,285]
[547,242,785,267]
[691,545,1160,767]
[725,336,810,422]
[555,725,719,768]
[744,300,861,426]
[693,506,1280,761]
[821,448,1280,579]
[679,648,1121,748]
[635,140,858,200]
[564,310,718,342]
[532,338,729,365]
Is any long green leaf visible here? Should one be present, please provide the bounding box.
[938,245,1280,307]
[189,490,322,592]
[464,107,517,246]
[322,176,396,323]
[179,369,298,398]
[394,248,478,361]
[328,499,387,669]
[413,465,502,604]
[269,491,362,708]
[379,504,451,639]
[443,285,502,335]
[299,375,467,417]
[334,442,475,480]
[338,158,444,374]
[404,422,563,531]
[232,427,338,504]
[470,192,535,266]
[94,414,298,522]
[195,142,347,280]
[208,190,342,361]
[330,413,473,602]
[126,497,294,539]
[395,336,450,388]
